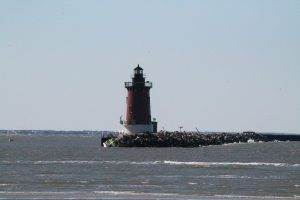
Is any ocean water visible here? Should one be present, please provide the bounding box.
[0,133,299,200]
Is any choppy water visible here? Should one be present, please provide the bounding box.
[0,134,299,199]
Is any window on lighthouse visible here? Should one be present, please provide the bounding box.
[135,69,143,75]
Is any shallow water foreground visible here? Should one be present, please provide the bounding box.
[0,135,299,199]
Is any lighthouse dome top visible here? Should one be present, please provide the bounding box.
[134,64,143,70]
[134,64,143,75]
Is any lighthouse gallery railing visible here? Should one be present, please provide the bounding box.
[125,82,152,88]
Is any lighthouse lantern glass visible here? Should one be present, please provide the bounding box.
[135,69,143,75]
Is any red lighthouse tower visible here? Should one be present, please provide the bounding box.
[123,65,154,134]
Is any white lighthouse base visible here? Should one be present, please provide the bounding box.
[124,124,153,135]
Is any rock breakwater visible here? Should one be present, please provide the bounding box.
[111,131,268,147]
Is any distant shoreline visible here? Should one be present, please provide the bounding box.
[0,130,299,135]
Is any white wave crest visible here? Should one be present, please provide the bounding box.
[93,191,176,196]
[32,160,162,165]
[163,161,300,167]
[1,160,299,168]
[0,160,161,165]
[33,160,102,164]
[0,184,15,186]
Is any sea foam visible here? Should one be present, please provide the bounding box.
[163,160,300,167]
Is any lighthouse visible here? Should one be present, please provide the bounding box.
[122,65,155,134]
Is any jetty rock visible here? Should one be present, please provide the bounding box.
[112,131,268,147]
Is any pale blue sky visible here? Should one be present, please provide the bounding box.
[0,0,299,133]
